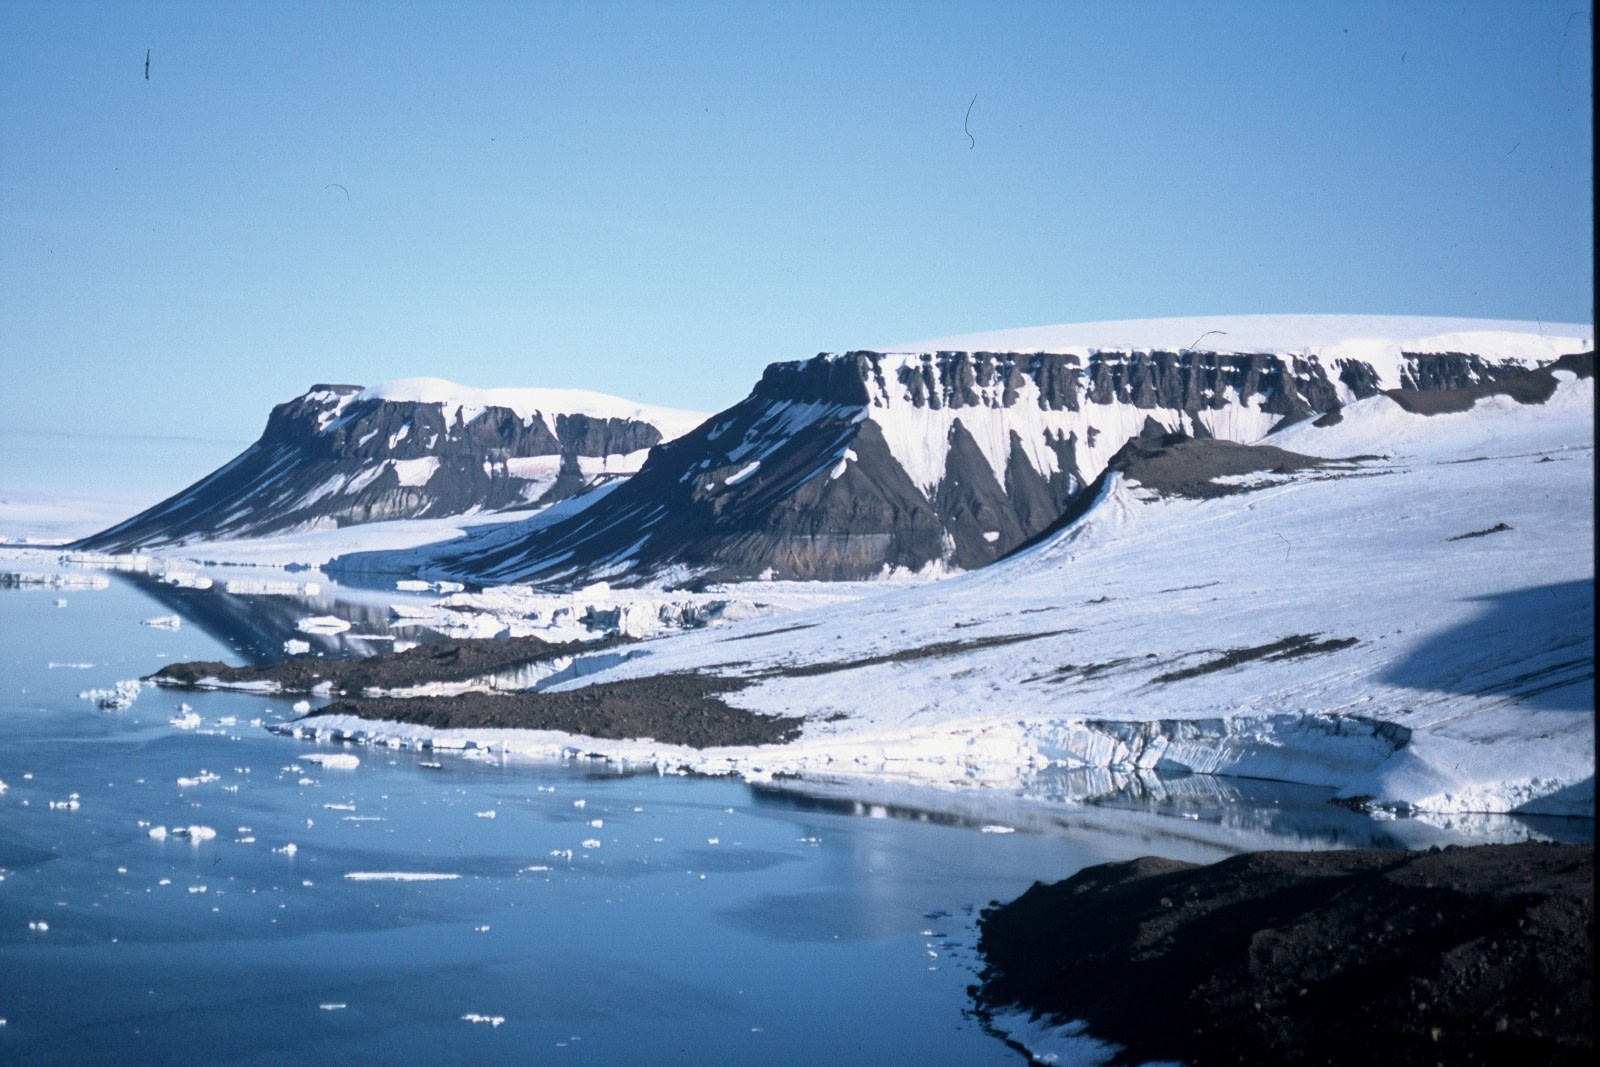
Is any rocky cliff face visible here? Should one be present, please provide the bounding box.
[357,341,1569,588]
[75,381,704,552]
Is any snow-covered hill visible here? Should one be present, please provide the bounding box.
[74,379,706,552]
[331,315,1590,587]
[303,357,1596,816]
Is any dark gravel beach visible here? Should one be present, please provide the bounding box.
[309,673,802,749]
[976,842,1594,1065]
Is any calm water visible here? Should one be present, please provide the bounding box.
[1,559,1581,1064]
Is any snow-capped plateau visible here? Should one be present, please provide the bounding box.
[73,379,706,553]
[299,361,1594,817]
[326,315,1590,588]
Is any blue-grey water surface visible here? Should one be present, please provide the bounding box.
[1,560,1581,1064]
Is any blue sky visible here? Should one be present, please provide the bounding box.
[3,1,1593,446]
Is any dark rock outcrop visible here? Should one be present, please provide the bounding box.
[75,384,695,552]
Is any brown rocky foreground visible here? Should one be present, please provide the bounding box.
[975,842,1593,1065]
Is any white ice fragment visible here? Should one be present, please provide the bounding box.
[48,797,81,811]
[141,615,182,630]
[169,710,202,729]
[475,810,496,819]
[587,818,603,828]
[342,871,460,881]
[474,925,490,933]
[148,826,168,839]
[274,843,299,856]
[581,838,602,850]
[296,615,351,635]
[706,837,720,845]
[461,1014,504,1027]
[979,825,1015,834]
[170,825,217,841]
[82,679,144,710]
[320,1003,347,1012]
[292,699,311,713]
[571,799,586,809]
[187,885,208,894]
[283,639,312,656]
[305,753,360,770]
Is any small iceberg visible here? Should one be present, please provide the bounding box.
[81,679,144,710]
[297,616,351,635]
[305,753,360,770]
[343,871,460,882]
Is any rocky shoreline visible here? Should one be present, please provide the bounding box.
[975,842,1594,1065]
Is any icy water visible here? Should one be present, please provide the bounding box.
[1,561,1583,1064]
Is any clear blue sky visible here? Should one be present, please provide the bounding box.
[3,1,1592,444]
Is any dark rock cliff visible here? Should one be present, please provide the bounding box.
[343,345,1553,588]
[75,386,681,552]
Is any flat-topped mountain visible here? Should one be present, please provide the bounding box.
[73,379,706,552]
[331,315,1589,587]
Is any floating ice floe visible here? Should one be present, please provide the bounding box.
[176,771,221,787]
[0,571,108,589]
[283,639,312,656]
[225,579,319,596]
[319,1003,347,1012]
[292,699,312,713]
[48,794,80,811]
[81,679,144,710]
[28,921,48,932]
[343,871,460,882]
[461,1014,505,1027]
[979,825,1016,834]
[296,615,350,635]
[305,753,360,769]
[581,838,602,849]
[274,843,299,856]
[169,709,202,729]
[475,810,496,819]
[141,615,182,630]
[171,825,217,841]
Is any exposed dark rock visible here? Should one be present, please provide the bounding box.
[74,385,683,552]
[1152,634,1360,683]
[308,673,801,749]
[149,633,633,695]
[975,842,1594,1066]
[1446,522,1514,542]
[1385,352,1593,415]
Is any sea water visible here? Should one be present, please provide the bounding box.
[0,559,1581,1065]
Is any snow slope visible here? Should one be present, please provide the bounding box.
[302,372,1595,817]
